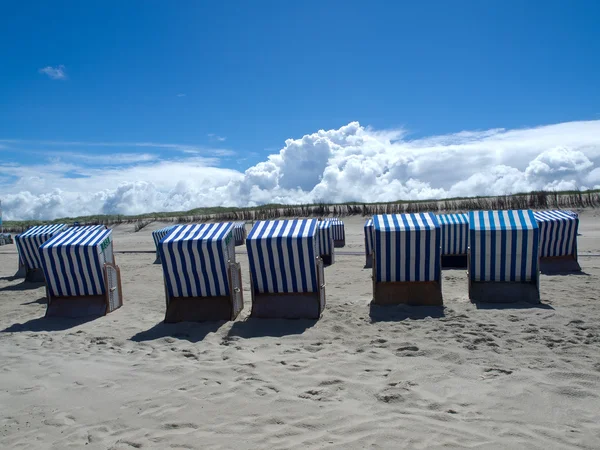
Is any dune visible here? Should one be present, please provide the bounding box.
[1,211,599,449]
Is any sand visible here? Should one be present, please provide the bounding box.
[1,212,600,449]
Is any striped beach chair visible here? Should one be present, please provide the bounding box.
[437,213,469,268]
[14,224,68,282]
[152,225,175,263]
[233,221,247,246]
[468,210,540,303]
[564,210,579,219]
[317,220,335,266]
[372,213,442,306]
[246,219,325,319]
[159,223,243,322]
[15,248,26,278]
[39,227,123,317]
[323,218,345,247]
[66,224,107,233]
[533,210,581,272]
[364,218,374,268]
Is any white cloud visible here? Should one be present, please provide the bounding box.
[176,93,186,97]
[208,133,227,142]
[41,152,158,165]
[38,65,67,80]
[1,139,233,157]
[2,120,600,220]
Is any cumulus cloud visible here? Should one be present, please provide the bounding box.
[2,120,600,220]
[38,65,67,80]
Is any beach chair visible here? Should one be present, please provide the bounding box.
[468,210,540,303]
[14,224,68,282]
[15,253,26,278]
[533,210,581,272]
[323,218,345,247]
[39,227,123,317]
[364,218,374,268]
[66,224,107,233]
[233,221,247,246]
[372,213,442,306]
[436,213,469,268]
[317,220,335,266]
[152,225,175,264]
[246,219,325,319]
[159,223,243,323]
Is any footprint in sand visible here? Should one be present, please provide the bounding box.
[395,345,421,356]
[109,440,144,449]
[43,413,76,427]
[162,422,199,431]
[482,367,513,378]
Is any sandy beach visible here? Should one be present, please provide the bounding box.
[1,211,600,449]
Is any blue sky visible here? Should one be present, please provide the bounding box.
[1,1,600,219]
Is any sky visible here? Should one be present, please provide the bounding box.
[1,1,600,220]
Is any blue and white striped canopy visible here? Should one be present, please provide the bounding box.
[373,213,441,283]
[364,218,374,256]
[233,221,247,244]
[15,224,68,270]
[437,213,469,256]
[323,218,345,241]
[247,219,319,294]
[152,225,175,253]
[40,227,113,297]
[160,223,235,298]
[66,225,107,234]
[533,210,578,257]
[317,221,333,257]
[469,210,539,282]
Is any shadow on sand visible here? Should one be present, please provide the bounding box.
[369,304,446,322]
[540,269,590,276]
[130,321,225,343]
[474,301,555,310]
[0,274,23,282]
[21,296,47,306]
[0,281,45,292]
[227,317,317,339]
[2,315,98,333]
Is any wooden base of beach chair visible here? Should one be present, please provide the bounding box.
[468,280,540,304]
[165,296,241,322]
[466,248,541,303]
[164,263,244,323]
[25,268,46,283]
[441,254,468,269]
[539,255,581,273]
[333,239,345,248]
[321,254,333,266]
[372,281,443,306]
[250,292,322,319]
[250,258,326,319]
[46,295,111,317]
[46,263,123,317]
[371,251,442,305]
[15,263,26,278]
